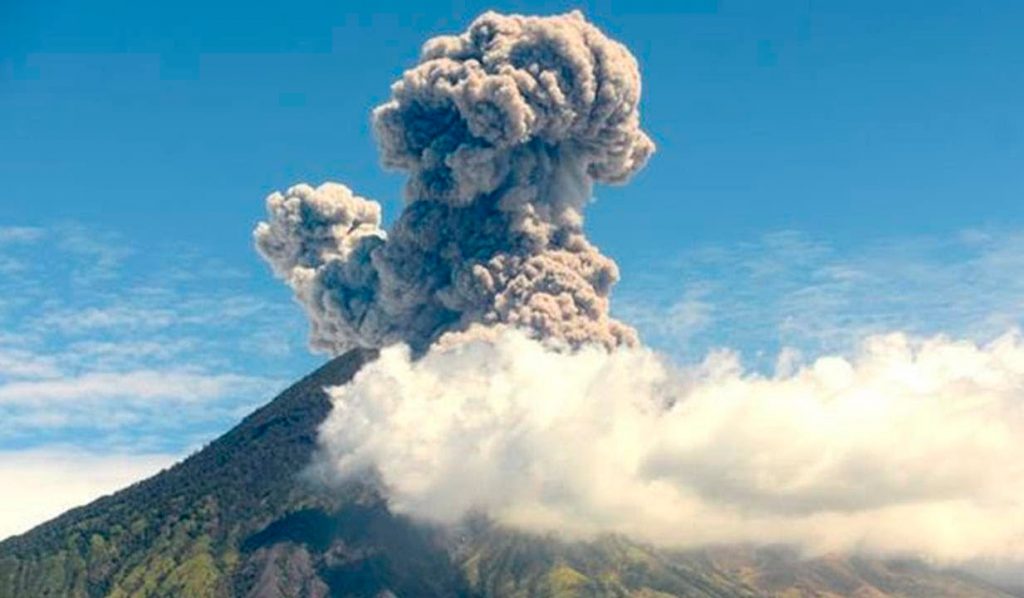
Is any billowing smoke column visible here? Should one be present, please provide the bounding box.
[255,10,654,355]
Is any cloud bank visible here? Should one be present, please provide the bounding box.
[255,10,653,355]
[319,328,1024,563]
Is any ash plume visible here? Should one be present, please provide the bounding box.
[255,10,654,355]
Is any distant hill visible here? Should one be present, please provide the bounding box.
[0,350,1015,597]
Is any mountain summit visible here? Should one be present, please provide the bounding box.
[0,352,1012,597]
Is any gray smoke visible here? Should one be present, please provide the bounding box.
[255,10,654,355]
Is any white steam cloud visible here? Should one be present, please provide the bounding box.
[319,328,1024,564]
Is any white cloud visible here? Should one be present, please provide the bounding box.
[318,328,1024,564]
[618,285,713,346]
[33,295,292,337]
[55,223,132,283]
[0,256,28,276]
[63,338,198,368]
[0,226,45,276]
[0,348,61,379]
[618,228,1024,363]
[0,226,44,244]
[0,448,178,540]
[36,305,179,334]
[0,370,273,405]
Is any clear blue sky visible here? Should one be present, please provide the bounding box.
[1,1,1023,472]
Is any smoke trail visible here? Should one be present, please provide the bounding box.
[255,10,653,355]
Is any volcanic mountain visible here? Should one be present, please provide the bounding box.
[0,350,1014,597]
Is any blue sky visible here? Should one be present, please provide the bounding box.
[1,0,1023,536]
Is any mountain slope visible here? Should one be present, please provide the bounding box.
[0,350,1015,597]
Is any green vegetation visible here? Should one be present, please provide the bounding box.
[0,349,1013,597]
[0,349,372,598]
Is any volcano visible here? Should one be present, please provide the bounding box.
[0,351,1013,597]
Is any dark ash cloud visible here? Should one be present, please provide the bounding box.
[256,10,653,355]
